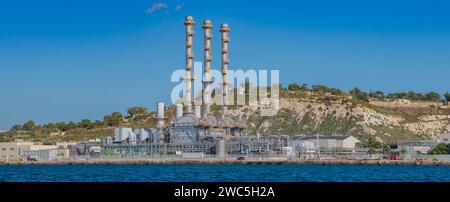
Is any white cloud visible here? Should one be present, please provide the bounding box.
[146,3,168,15]
[175,4,184,11]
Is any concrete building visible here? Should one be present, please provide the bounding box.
[292,140,315,151]
[299,135,360,149]
[0,141,32,162]
[115,128,162,144]
[20,143,74,161]
[114,128,134,143]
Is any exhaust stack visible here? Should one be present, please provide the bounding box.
[202,20,213,117]
[184,16,195,114]
[220,23,230,118]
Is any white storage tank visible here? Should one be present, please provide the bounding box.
[176,103,183,118]
[194,105,201,118]
[157,102,165,119]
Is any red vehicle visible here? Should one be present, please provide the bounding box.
[389,154,401,160]
[236,156,246,161]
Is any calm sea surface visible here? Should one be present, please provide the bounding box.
[1,164,450,182]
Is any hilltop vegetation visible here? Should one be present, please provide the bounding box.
[0,107,159,143]
[1,83,449,144]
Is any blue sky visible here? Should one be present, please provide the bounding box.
[1,0,450,130]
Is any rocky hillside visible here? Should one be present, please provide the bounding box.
[234,93,450,143]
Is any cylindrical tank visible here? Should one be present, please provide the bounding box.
[176,103,183,118]
[194,105,201,119]
[157,102,165,119]
[216,139,226,158]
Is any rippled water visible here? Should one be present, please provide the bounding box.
[1,164,450,182]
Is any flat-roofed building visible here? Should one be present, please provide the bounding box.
[0,141,33,162]
[299,135,360,149]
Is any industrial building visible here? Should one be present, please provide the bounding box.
[67,17,364,161]
[299,136,360,149]
[164,17,246,145]
[1,141,74,162]
[110,16,247,146]
[0,141,32,162]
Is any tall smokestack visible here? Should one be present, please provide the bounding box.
[220,23,230,117]
[202,20,213,117]
[184,16,195,114]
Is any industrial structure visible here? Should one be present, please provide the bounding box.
[165,16,246,145]
[65,16,361,161]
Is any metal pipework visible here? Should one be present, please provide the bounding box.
[220,23,230,117]
[202,20,213,117]
[184,16,195,114]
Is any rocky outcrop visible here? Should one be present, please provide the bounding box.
[236,97,450,142]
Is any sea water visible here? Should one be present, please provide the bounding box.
[1,164,449,182]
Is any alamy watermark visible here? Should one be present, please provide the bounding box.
[171,62,280,116]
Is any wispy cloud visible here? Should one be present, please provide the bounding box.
[146,3,168,15]
[175,4,184,11]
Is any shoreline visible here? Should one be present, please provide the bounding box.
[2,159,450,166]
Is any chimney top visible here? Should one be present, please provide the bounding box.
[184,16,195,25]
[202,20,213,28]
[220,24,230,32]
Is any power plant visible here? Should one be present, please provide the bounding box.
[163,16,247,145]
[68,17,307,159]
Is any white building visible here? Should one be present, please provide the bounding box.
[0,141,33,162]
[299,135,360,149]
[115,128,160,144]
[114,128,135,143]
[1,141,73,162]
[292,140,315,151]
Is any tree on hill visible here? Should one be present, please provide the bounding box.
[54,122,68,131]
[300,84,309,91]
[312,85,329,95]
[329,88,343,96]
[79,119,93,130]
[425,92,441,102]
[287,83,301,91]
[10,124,22,131]
[104,112,123,126]
[408,91,425,100]
[386,92,407,100]
[369,91,385,100]
[22,120,36,131]
[386,91,441,102]
[349,87,369,102]
[66,122,77,130]
[127,106,149,120]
